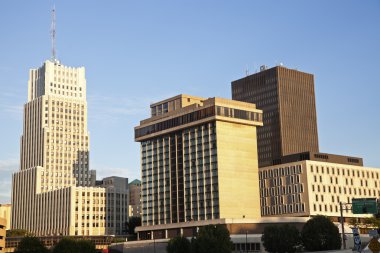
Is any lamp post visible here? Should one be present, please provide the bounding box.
[153,237,156,253]
[246,230,248,253]
[340,202,346,250]
[339,202,353,250]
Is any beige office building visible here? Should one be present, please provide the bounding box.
[11,60,106,236]
[135,94,263,239]
[259,152,380,220]
[0,205,11,230]
[0,217,5,253]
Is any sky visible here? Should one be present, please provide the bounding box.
[0,0,379,203]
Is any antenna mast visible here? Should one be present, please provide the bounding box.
[51,6,56,61]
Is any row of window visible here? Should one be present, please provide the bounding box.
[261,203,305,215]
[311,184,380,196]
[50,82,81,90]
[233,242,261,252]
[310,165,379,179]
[259,165,302,179]
[260,184,304,197]
[136,106,216,138]
[45,100,84,108]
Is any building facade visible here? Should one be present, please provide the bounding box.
[0,205,11,230]
[97,177,129,235]
[259,157,380,219]
[11,60,106,236]
[135,94,263,238]
[0,218,5,253]
[232,65,319,167]
[128,179,141,218]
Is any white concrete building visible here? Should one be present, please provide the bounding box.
[259,153,380,221]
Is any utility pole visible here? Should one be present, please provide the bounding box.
[246,230,248,253]
[340,202,346,250]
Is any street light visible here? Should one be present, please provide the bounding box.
[245,230,248,253]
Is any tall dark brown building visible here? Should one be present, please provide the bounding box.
[232,65,319,167]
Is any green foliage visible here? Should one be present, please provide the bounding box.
[261,224,301,253]
[52,238,96,253]
[363,217,380,228]
[192,224,233,253]
[126,216,141,235]
[76,240,97,253]
[14,236,49,253]
[7,229,30,237]
[301,215,341,251]
[166,236,191,253]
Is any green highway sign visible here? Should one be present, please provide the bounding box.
[352,198,378,214]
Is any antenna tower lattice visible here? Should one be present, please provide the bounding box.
[51,7,56,61]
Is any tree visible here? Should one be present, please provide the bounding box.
[363,217,380,229]
[301,215,341,251]
[261,224,300,253]
[52,238,77,253]
[192,224,233,253]
[126,217,141,235]
[166,236,191,253]
[14,236,49,253]
[52,238,96,253]
[76,240,97,253]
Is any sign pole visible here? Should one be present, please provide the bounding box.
[340,202,346,250]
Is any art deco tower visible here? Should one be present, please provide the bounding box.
[11,60,106,236]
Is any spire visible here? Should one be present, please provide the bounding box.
[51,6,57,61]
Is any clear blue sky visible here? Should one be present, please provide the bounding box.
[0,1,379,203]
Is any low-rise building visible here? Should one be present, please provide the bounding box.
[259,152,380,220]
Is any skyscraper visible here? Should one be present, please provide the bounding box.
[12,60,106,236]
[134,94,263,239]
[232,65,319,167]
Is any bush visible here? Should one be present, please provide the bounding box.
[192,224,233,253]
[14,236,49,253]
[261,224,300,253]
[167,236,191,253]
[301,215,341,251]
[7,229,30,237]
[52,238,96,253]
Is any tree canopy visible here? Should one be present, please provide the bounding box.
[192,224,233,253]
[126,216,141,235]
[52,238,96,253]
[261,224,300,253]
[167,236,191,253]
[301,215,341,251]
[14,236,49,253]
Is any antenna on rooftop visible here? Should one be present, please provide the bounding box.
[245,65,249,76]
[51,6,57,61]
